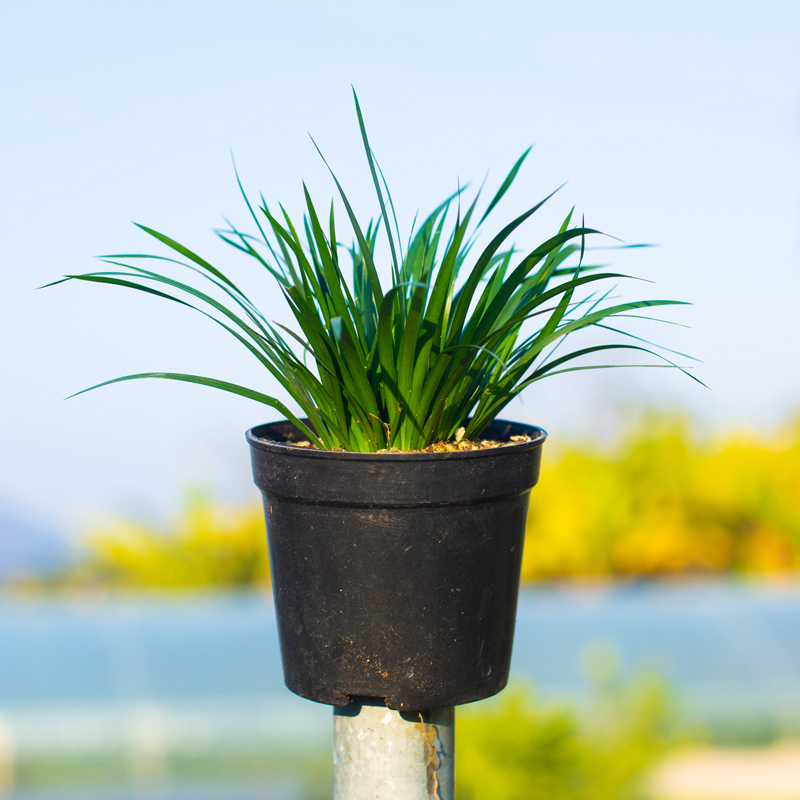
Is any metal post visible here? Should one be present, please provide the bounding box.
[333,698,454,800]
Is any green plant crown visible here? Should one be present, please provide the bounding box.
[48,92,701,452]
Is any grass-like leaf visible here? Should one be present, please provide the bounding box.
[49,94,703,451]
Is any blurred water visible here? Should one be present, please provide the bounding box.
[1,582,799,797]
[513,582,800,730]
[3,583,800,709]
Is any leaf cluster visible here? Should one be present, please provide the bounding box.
[48,92,699,451]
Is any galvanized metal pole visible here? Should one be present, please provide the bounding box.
[333,698,454,800]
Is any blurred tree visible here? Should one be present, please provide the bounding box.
[457,647,673,800]
[523,413,800,580]
[70,492,269,590]
[24,411,800,591]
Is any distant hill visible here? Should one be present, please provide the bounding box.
[0,500,73,580]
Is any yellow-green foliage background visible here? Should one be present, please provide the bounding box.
[69,494,271,590]
[457,647,673,800]
[56,412,800,590]
[523,413,800,581]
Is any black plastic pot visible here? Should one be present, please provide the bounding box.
[247,418,546,711]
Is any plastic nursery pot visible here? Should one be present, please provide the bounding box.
[247,418,546,711]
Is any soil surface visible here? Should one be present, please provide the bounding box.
[287,430,533,453]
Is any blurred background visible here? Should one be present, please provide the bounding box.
[1,1,799,798]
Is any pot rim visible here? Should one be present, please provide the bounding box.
[246,417,547,462]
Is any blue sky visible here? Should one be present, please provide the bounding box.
[1,0,798,537]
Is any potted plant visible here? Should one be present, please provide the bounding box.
[48,93,698,710]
